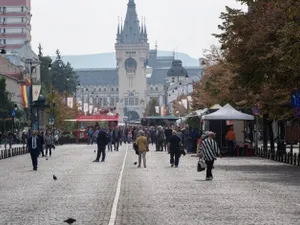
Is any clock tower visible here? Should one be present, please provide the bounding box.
[115,0,149,123]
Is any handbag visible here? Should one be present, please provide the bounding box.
[197,158,206,172]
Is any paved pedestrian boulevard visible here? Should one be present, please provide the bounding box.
[0,144,299,225]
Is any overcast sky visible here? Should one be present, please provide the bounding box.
[31,0,246,58]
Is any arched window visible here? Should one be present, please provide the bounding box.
[125,57,137,73]
[155,87,158,91]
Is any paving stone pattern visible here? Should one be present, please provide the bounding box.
[0,144,299,225]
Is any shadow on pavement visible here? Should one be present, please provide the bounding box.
[217,163,300,186]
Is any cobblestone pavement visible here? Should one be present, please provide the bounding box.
[0,144,300,225]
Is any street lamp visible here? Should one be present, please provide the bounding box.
[65,75,70,106]
[48,63,55,129]
[27,59,40,131]
[11,104,18,133]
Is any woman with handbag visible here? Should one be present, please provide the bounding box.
[201,132,221,181]
[136,130,149,168]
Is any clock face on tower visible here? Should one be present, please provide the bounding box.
[125,57,137,73]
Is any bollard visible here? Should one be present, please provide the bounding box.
[290,153,293,165]
[294,153,297,166]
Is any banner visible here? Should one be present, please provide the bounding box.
[83,103,88,112]
[89,105,93,114]
[20,85,30,108]
[67,97,73,108]
[181,99,188,109]
[32,85,41,101]
[155,106,159,114]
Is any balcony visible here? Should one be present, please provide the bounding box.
[0,12,30,18]
[0,44,23,50]
[0,33,27,38]
[0,23,29,28]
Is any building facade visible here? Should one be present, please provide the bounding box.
[0,55,23,108]
[0,0,32,51]
[115,0,149,122]
[76,0,203,122]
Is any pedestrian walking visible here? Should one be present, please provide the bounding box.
[45,131,54,157]
[37,131,45,157]
[201,132,221,181]
[136,130,148,168]
[93,128,108,162]
[107,129,113,152]
[169,130,182,168]
[113,127,121,151]
[226,126,236,156]
[27,131,41,171]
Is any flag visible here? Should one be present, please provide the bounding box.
[20,85,30,108]
[67,97,73,108]
[83,103,88,112]
[32,85,41,101]
[24,73,31,86]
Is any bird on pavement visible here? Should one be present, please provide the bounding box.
[64,218,76,224]
[94,150,96,153]
[53,175,57,181]
[133,162,137,165]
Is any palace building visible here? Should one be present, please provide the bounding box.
[76,0,203,122]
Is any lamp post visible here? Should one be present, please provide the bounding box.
[48,63,54,127]
[27,60,40,131]
[65,75,70,106]
[11,104,18,133]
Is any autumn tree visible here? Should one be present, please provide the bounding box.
[46,91,78,130]
[213,0,300,120]
[191,45,243,109]
[172,94,189,116]
[144,98,160,117]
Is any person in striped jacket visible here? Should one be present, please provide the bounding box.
[201,132,221,180]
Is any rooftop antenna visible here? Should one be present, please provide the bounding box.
[173,49,176,59]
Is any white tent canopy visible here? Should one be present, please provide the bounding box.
[202,104,254,121]
[210,104,222,110]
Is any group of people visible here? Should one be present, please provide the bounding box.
[27,130,56,171]
[91,125,221,180]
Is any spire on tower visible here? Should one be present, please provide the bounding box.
[140,16,144,36]
[122,0,141,44]
[117,17,120,36]
[144,17,148,39]
[155,41,158,50]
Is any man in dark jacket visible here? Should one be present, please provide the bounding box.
[112,127,121,151]
[169,130,182,168]
[27,130,41,171]
[94,128,108,162]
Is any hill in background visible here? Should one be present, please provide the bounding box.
[59,51,199,69]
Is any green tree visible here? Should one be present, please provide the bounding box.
[144,98,160,117]
[39,44,53,94]
[51,49,77,95]
[0,77,15,131]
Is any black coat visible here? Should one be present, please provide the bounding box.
[97,130,108,146]
[27,136,42,154]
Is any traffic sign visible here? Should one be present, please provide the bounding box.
[291,90,300,118]
[49,117,55,125]
[11,109,16,117]
[252,107,260,116]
